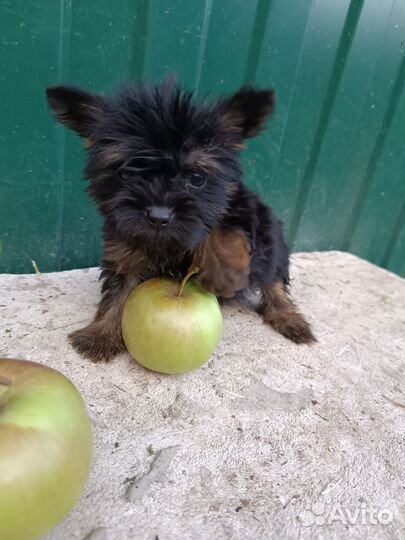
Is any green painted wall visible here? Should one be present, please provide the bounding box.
[0,0,404,275]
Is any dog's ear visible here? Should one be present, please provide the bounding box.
[221,88,275,139]
[46,85,106,138]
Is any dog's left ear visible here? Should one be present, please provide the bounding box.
[46,85,107,138]
[221,88,275,139]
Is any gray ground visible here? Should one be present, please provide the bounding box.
[0,251,404,540]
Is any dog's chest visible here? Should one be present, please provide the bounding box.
[143,249,192,280]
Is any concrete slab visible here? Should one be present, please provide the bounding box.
[0,251,404,540]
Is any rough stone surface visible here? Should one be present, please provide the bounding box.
[0,251,404,540]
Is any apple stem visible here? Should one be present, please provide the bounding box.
[177,267,200,297]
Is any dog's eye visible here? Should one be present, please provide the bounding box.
[188,173,207,189]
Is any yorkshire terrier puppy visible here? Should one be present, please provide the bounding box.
[46,77,315,362]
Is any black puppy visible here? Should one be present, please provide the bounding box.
[46,77,315,362]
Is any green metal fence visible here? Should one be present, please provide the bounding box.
[1,0,404,275]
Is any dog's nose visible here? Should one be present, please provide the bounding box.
[146,206,173,227]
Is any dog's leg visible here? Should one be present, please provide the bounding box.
[69,272,137,362]
[259,282,316,344]
[69,242,149,362]
[193,228,252,298]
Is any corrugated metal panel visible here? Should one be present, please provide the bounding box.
[0,0,404,275]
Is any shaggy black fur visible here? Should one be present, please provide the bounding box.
[46,77,315,362]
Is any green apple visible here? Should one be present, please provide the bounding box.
[0,358,93,540]
[122,271,223,374]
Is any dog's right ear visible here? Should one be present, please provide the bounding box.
[46,86,106,138]
[221,87,275,139]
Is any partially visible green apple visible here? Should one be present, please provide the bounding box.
[0,358,93,540]
[122,272,223,374]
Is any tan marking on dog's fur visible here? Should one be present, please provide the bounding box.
[97,145,129,167]
[230,141,245,151]
[221,112,244,134]
[98,199,116,213]
[103,241,150,276]
[84,138,94,148]
[259,282,316,344]
[69,309,128,363]
[218,115,247,151]
[184,148,223,173]
[193,228,252,298]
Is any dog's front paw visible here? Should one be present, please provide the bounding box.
[69,324,126,362]
[265,311,316,344]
